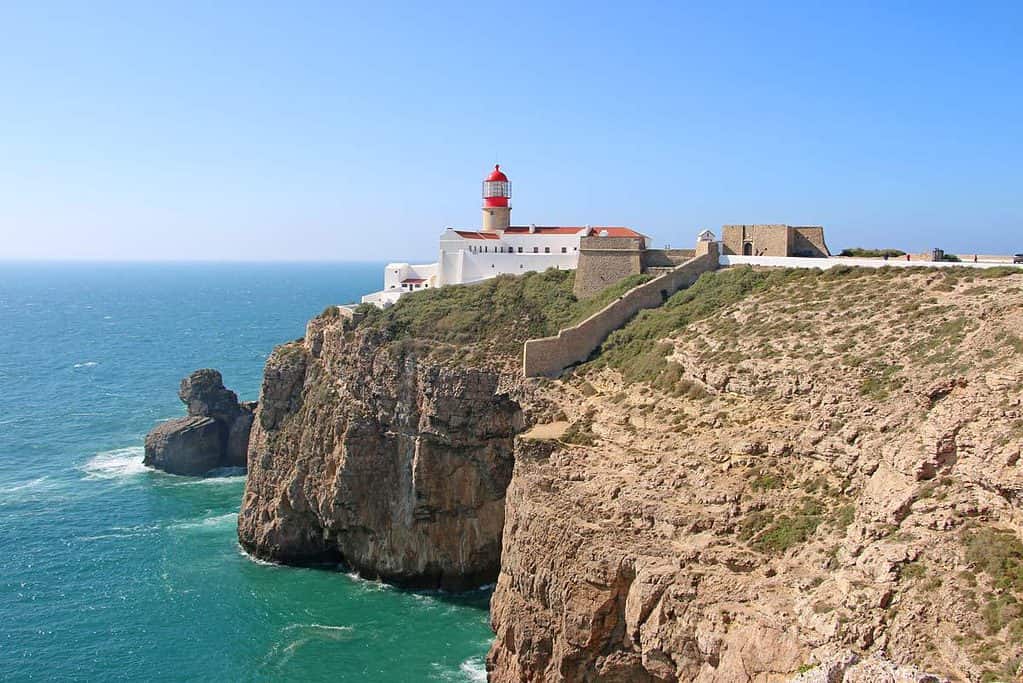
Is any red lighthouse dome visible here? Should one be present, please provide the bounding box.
[482,164,511,208]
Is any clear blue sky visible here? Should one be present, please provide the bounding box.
[2,1,1021,261]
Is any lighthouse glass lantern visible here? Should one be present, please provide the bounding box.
[482,165,511,207]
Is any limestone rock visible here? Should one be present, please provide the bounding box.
[238,311,522,590]
[179,368,241,424]
[143,416,223,476]
[143,369,255,476]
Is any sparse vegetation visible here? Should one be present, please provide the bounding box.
[962,527,1023,593]
[839,247,906,258]
[561,418,597,446]
[748,498,824,553]
[353,269,664,360]
[589,266,803,382]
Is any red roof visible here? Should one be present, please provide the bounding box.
[452,226,645,239]
[503,226,644,238]
[454,230,500,239]
[401,278,426,284]
[485,164,508,182]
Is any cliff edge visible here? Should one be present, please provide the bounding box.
[237,270,597,589]
[489,266,1023,682]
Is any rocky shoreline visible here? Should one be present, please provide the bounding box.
[227,267,1023,681]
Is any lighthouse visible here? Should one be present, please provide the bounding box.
[481,164,511,233]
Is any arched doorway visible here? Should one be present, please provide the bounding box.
[742,242,753,256]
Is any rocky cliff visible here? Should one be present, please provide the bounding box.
[237,270,624,589]
[237,266,1023,681]
[489,266,1023,682]
[236,308,523,589]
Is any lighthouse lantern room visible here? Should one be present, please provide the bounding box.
[481,164,512,233]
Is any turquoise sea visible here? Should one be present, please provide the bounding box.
[0,263,491,682]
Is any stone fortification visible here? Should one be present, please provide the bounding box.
[573,235,646,299]
[791,225,831,257]
[641,247,695,269]
[523,242,719,378]
[722,223,830,257]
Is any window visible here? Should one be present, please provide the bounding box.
[544,247,550,253]
[533,247,538,253]
[561,247,567,253]
[517,246,523,253]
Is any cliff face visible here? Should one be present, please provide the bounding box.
[237,267,1023,681]
[489,268,1023,682]
[237,310,523,590]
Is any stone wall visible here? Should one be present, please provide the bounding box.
[791,226,831,257]
[642,248,695,268]
[721,224,793,256]
[523,244,719,378]
[573,236,645,299]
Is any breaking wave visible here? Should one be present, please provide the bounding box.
[169,512,238,531]
[80,447,149,480]
[460,657,487,682]
[73,361,99,368]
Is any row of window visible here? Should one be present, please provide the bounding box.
[468,245,575,254]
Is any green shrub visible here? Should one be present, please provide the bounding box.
[750,498,823,553]
[963,527,1023,592]
[562,419,597,446]
[839,247,906,258]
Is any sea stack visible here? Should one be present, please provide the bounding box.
[144,369,255,476]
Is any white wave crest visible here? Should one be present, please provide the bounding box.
[0,476,51,494]
[460,657,487,682]
[73,361,99,368]
[237,543,283,567]
[170,512,238,531]
[81,447,148,480]
[282,623,355,638]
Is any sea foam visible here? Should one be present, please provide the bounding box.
[460,657,487,682]
[80,447,148,480]
[169,512,238,531]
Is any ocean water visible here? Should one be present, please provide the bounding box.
[0,263,491,682]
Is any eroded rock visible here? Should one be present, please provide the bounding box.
[143,369,254,476]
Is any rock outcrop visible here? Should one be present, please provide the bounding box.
[235,267,1023,681]
[144,369,255,476]
[237,309,524,590]
[487,268,1023,682]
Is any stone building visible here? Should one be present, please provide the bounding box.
[721,224,831,258]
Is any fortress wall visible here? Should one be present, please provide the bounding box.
[573,236,645,299]
[721,224,791,256]
[524,245,719,378]
[642,248,696,268]
[791,227,831,257]
[719,254,1023,270]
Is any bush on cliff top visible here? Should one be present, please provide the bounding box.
[589,266,800,382]
[839,247,906,258]
[354,268,651,357]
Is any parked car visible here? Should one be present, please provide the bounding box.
[1014,254,1023,264]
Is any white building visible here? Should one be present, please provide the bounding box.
[362,165,645,306]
